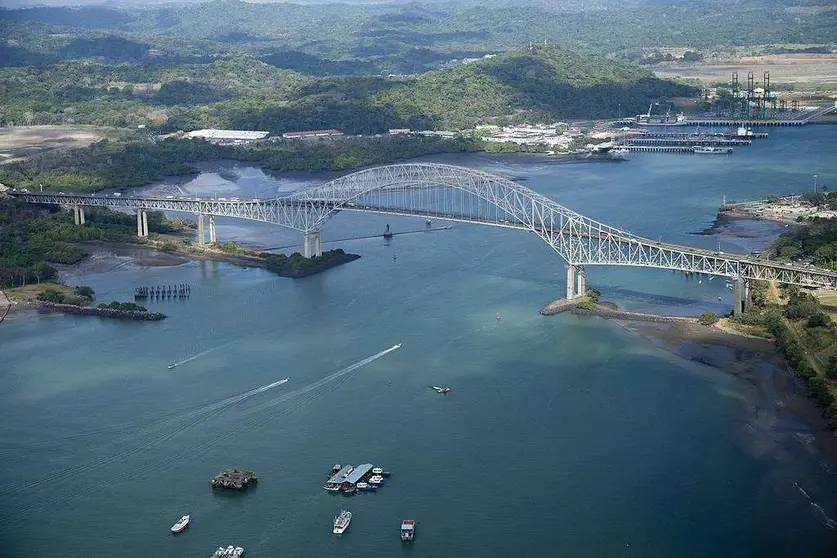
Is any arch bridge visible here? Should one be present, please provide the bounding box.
[9,163,837,314]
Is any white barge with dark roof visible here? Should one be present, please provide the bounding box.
[324,463,389,493]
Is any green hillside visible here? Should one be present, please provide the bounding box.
[379,46,695,129]
[0,46,696,133]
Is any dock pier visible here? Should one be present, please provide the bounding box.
[134,283,190,299]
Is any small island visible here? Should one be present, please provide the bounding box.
[258,249,360,278]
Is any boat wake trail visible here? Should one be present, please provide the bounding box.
[169,340,236,368]
[243,343,401,417]
[794,482,837,530]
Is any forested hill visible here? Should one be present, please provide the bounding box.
[0,46,696,133]
[2,0,836,74]
[377,46,695,129]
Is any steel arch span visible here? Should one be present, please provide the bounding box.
[8,162,837,289]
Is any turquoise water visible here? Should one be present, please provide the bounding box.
[2,127,837,556]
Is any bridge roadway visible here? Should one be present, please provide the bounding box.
[8,162,837,313]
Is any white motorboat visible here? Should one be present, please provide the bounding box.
[372,467,383,475]
[369,475,384,485]
[167,363,177,370]
[170,514,190,533]
[692,145,733,154]
[400,519,416,541]
[430,385,451,394]
[393,343,402,349]
[233,547,244,557]
[333,509,352,535]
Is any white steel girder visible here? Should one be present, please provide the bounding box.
[10,163,837,289]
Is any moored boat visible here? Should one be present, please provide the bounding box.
[692,145,733,154]
[400,519,416,541]
[368,475,384,485]
[171,514,190,533]
[333,510,352,535]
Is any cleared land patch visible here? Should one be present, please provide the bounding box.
[0,126,105,165]
[654,54,837,89]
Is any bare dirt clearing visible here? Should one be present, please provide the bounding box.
[0,126,105,164]
[655,54,837,89]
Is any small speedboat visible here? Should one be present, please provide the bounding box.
[430,385,451,394]
[233,547,244,557]
[170,514,190,533]
[167,364,177,370]
[401,519,416,541]
[372,467,383,475]
[331,463,341,475]
[333,509,352,535]
[369,475,384,485]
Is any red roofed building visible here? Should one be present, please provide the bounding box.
[282,129,344,139]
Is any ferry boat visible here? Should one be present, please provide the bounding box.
[170,514,190,533]
[400,519,416,541]
[333,510,352,535]
[692,145,733,154]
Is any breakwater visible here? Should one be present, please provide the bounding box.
[569,306,693,323]
[540,297,694,323]
[38,302,166,321]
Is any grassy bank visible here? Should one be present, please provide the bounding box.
[721,281,837,431]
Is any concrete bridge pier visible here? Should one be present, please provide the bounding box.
[135,208,148,237]
[73,205,85,225]
[303,231,322,258]
[566,265,576,299]
[209,215,217,244]
[733,278,752,317]
[577,267,586,298]
[196,213,205,245]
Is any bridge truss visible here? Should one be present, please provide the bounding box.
[8,162,837,289]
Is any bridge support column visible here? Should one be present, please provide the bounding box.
[301,231,322,258]
[566,265,576,300]
[73,206,80,225]
[136,208,149,237]
[196,213,205,246]
[78,206,85,225]
[733,278,748,317]
[577,267,586,298]
[209,215,216,244]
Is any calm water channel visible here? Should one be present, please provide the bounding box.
[2,127,837,556]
